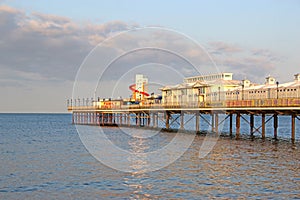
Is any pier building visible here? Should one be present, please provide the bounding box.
[161,72,241,106]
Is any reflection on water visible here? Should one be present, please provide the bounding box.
[0,114,299,199]
[128,137,150,173]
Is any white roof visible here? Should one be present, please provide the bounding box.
[160,81,209,90]
[230,80,300,91]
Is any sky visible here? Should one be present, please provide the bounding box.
[0,0,299,112]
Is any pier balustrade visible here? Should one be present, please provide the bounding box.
[68,97,300,111]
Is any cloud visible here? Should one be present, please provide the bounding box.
[208,41,243,55]
[0,4,20,14]
[207,42,281,83]
[251,48,281,62]
[0,5,137,87]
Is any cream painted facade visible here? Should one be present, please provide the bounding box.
[161,73,300,105]
[226,74,300,100]
[161,73,241,105]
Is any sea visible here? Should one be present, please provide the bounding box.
[0,113,299,199]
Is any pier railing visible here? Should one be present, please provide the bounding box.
[68,98,300,111]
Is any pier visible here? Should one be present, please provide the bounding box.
[68,73,300,143]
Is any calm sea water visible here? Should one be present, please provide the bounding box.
[0,113,299,199]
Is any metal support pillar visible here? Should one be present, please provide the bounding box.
[127,114,131,126]
[141,113,143,126]
[236,113,241,139]
[215,114,219,133]
[154,113,158,128]
[166,112,170,129]
[109,113,112,124]
[195,112,200,133]
[292,114,295,143]
[250,114,254,137]
[180,112,184,130]
[135,113,138,126]
[229,113,233,136]
[101,113,104,125]
[211,113,215,132]
[72,112,75,124]
[274,114,278,140]
[262,114,265,139]
[96,113,99,125]
[152,113,156,128]
[147,114,151,126]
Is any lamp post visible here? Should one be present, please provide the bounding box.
[276,81,279,99]
[242,84,244,100]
